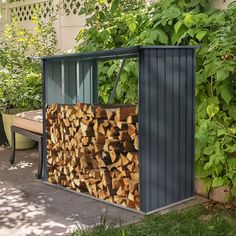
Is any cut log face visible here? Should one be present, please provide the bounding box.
[47,103,140,210]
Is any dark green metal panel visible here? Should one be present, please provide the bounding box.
[139,48,196,213]
[45,61,62,104]
[64,61,77,104]
[45,60,98,105]
[77,61,98,104]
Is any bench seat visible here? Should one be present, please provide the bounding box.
[13,110,43,134]
[10,110,43,179]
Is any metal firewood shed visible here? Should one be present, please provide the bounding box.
[40,45,198,214]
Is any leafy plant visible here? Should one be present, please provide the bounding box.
[0,7,57,112]
[76,0,236,198]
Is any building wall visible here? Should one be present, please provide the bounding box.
[0,0,234,51]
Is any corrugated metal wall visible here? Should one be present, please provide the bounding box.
[45,60,98,105]
[43,46,196,213]
[139,48,196,213]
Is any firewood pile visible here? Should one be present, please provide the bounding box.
[46,103,140,210]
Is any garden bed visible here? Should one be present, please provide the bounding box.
[195,178,236,205]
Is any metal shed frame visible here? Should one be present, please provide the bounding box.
[41,45,198,214]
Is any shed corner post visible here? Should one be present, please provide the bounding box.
[42,59,48,182]
[138,48,149,213]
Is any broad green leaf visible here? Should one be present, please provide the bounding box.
[219,84,233,104]
[195,140,203,161]
[203,146,214,155]
[156,29,169,45]
[212,177,224,187]
[120,71,128,83]
[174,21,182,33]
[163,6,181,18]
[195,161,211,178]
[107,64,116,77]
[204,161,212,170]
[149,30,158,42]
[196,30,207,41]
[225,144,236,153]
[232,176,236,196]
[202,178,212,192]
[128,22,137,32]
[207,96,219,105]
[102,95,109,104]
[212,164,223,177]
[226,158,236,171]
[217,129,225,137]
[171,25,187,44]
[116,83,123,98]
[206,104,219,118]
[216,70,230,82]
[229,127,236,135]
[229,105,236,119]
[184,14,194,27]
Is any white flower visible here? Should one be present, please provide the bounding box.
[1,0,7,4]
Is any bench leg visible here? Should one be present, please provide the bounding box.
[9,127,16,164]
[36,137,43,179]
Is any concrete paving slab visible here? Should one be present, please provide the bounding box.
[0,147,143,236]
[0,147,208,236]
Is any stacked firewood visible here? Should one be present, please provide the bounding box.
[46,103,140,210]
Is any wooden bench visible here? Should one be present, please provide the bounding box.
[9,110,43,179]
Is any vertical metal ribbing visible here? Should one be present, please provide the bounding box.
[139,47,196,213]
[90,61,93,103]
[76,61,80,102]
[61,61,65,103]
[157,48,166,208]
[173,48,181,201]
[92,61,98,104]
[186,49,192,197]
[150,49,158,209]
[179,49,186,201]
[165,49,174,204]
[139,49,148,212]
[191,49,197,196]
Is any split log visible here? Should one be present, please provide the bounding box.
[46,102,140,210]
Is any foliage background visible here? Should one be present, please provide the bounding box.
[0,8,57,112]
[75,0,236,199]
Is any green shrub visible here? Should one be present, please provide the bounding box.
[75,0,236,198]
[0,8,57,112]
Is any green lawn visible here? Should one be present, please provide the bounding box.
[70,204,236,236]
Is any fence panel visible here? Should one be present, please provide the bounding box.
[0,0,86,51]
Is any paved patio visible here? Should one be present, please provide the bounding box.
[0,146,143,236]
[0,146,208,236]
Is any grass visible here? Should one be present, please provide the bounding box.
[69,203,236,236]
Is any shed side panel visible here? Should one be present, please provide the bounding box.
[139,48,195,213]
[77,61,98,104]
[64,61,77,104]
[45,61,62,105]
